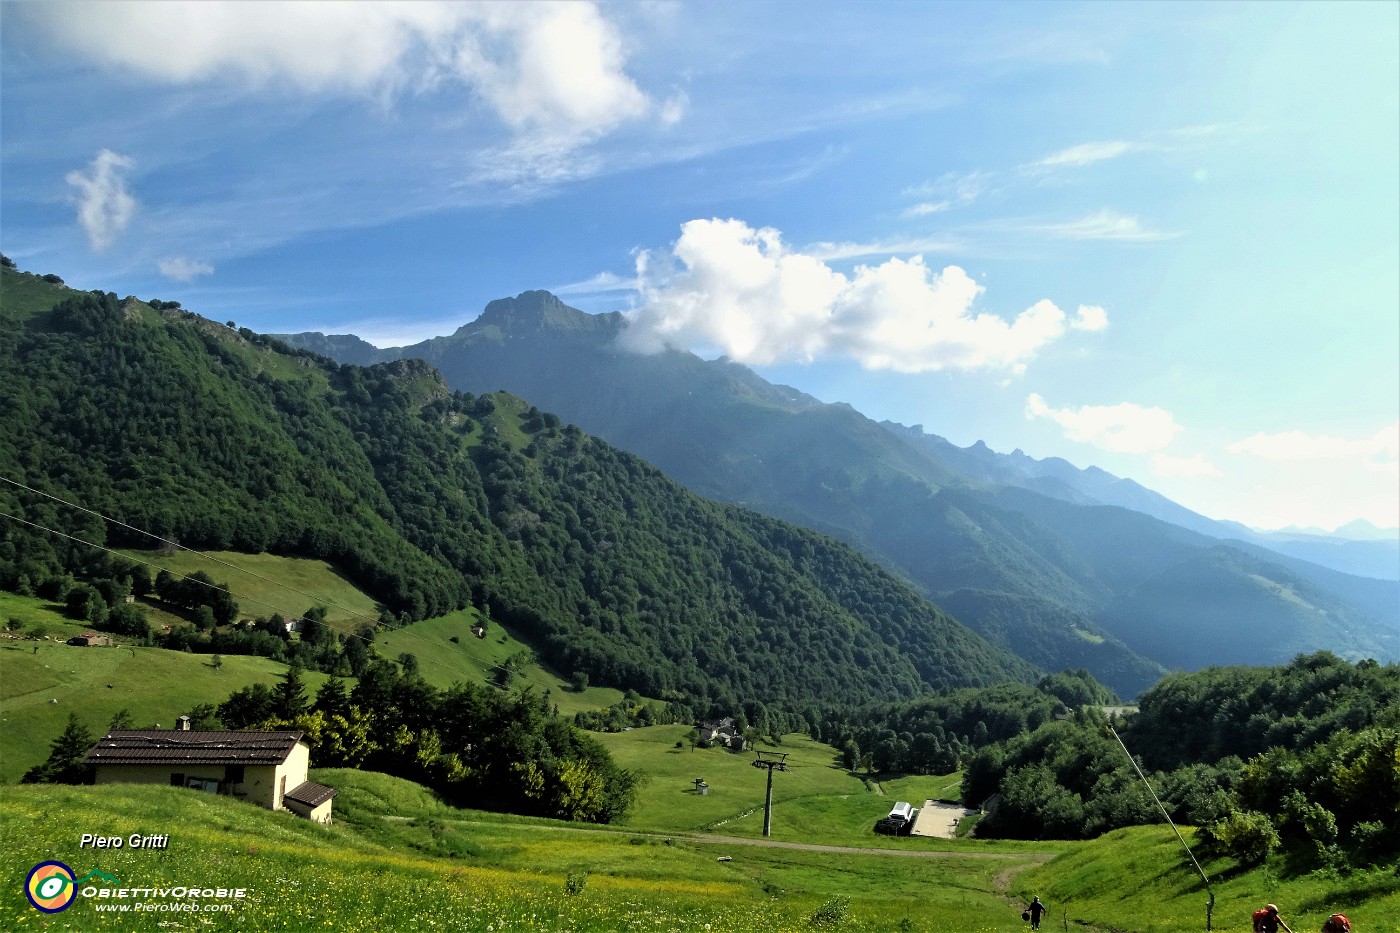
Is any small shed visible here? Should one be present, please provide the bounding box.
[283,780,339,824]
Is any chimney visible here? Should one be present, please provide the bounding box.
[176,715,191,731]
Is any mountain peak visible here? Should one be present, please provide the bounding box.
[468,290,624,339]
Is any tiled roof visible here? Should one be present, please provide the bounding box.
[83,730,304,766]
[284,781,338,808]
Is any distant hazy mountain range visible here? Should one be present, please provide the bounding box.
[279,291,1399,697]
[883,421,1400,582]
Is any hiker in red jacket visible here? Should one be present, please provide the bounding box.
[1253,904,1294,933]
[1321,914,1350,933]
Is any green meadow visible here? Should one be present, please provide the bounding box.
[119,549,382,630]
[0,638,334,785]
[5,749,1395,932]
[2,558,1396,931]
[118,550,628,713]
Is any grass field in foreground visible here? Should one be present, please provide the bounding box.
[0,781,1058,932]
[1020,824,1400,933]
[8,773,1394,933]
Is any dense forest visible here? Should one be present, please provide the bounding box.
[0,266,1031,720]
[826,653,1397,867]
[278,289,1397,697]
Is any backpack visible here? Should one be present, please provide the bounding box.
[1252,909,1271,932]
[1322,914,1350,933]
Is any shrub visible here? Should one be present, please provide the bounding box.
[564,871,588,896]
[808,896,850,929]
[1199,809,1279,864]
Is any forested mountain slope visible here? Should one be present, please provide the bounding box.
[0,265,1033,714]
[280,291,1395,696]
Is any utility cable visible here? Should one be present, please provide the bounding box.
[1108,722,1214,931]
[0,507,496,689]
[0,475,379,627]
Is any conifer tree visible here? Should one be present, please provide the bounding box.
[275,662,308,718]
[22,713,95,784]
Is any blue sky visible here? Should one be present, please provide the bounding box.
[3,1,1396,533]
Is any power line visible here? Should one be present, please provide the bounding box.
[0,475,380,627]
[0,504,483,688]
[0,509,324,627]
[1108,722,1214,931]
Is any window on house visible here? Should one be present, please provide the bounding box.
[226,765,245,784]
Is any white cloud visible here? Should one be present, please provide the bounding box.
[1151,453,1222,478]
[452,2,649,140]
[805,235,961,262]
[65,149,138,252]
[622,218,1104,373]
[902,171,989,205]
[27,1,654,151]
[552,271,639,297]
[158,257,215,282]
[1028,140,1145,171]
[1228,422,1399,473]
[1070,304,1108,331]
[903,201,951,217]
[1026,393,1182,453]
[1032,209,1179,242]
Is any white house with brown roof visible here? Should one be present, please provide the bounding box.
[83,721,337,824]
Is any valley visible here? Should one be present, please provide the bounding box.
[2,263,1396,931]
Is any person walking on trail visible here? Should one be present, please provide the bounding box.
[1321,913,1350,933]
[1253,903,1294,933]
[1025,896,1047,930]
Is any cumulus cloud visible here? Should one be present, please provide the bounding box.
[65,149,138,251]
[26,1,654,149]
[1070,304,1108,331]
[1152,453,1223,478]
[1228,421,1399,474]
[1026,393,1182,453]
[622,219,1105,373]
[452,2,648,140]
[158,257,214,282]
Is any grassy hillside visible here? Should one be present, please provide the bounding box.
[1020,824,1400,933]
[119,549,382,630]
[114,550,624,712]
[0,599,333,783]
[598,726,978,846]
[5,754,1393,932]
[0,776,1055,932]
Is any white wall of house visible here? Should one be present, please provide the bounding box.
[92,741,311,813]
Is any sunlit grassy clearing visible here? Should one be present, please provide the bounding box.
[119,549,380,629]
[0,617,332,783]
